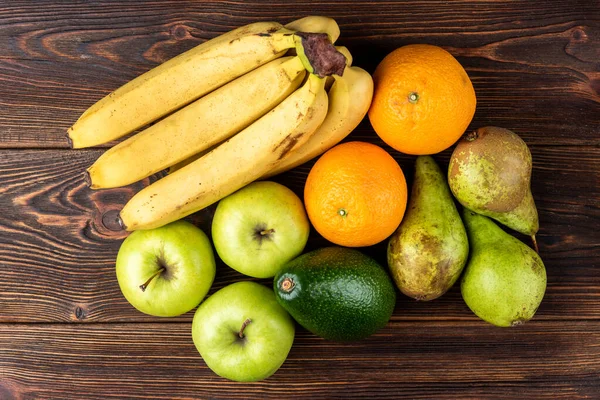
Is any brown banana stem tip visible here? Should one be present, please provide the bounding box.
[65,132,74,148]
[83,170,92,187]
[117,213,128,231]
[297,32,346,78]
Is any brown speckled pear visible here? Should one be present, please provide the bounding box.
[387,156,469,301]
[448,126,539,250]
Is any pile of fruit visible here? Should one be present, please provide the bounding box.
[69,16,547,382]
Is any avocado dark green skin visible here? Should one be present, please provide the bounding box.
[274,247,396,341]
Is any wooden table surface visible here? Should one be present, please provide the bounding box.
[1,1,599,398]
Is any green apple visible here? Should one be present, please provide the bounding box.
[116,220,216,317]
[192,281,295,382]
[211,181,310,278]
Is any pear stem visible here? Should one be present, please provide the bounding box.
[238,318,252,338]
[139,267,165,292]
[464,130,479,141]
[260,228,275,236]
[531,235,539,253]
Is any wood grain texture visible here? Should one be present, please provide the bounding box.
[1,1,599,398]
[0,146,597,323]
[0,321,599,399]
[0,1,598,148]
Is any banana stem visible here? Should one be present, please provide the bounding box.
[294,32,346,78]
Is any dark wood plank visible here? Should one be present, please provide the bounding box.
[0,1,599,398]
[0,321,598,399]
[0,1,598,148]
[0,146,597,323]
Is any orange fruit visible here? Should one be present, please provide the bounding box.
[304,141,407,247]
[368,44,476,155]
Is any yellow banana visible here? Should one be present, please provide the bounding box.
[168,147,211,174]
[86,56,307,189]
[119,74,328,231]
[326,46,351,90]
[165,45,351,174]
[67,21,299,149]
[333,46,352,67]
[265,66,373,178]
[285,16,340,43]
[163,17,343,178]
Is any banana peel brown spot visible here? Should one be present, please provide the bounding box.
[275,131,305,161]
[256,26,281,37]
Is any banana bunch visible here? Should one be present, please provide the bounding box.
[70,16,373,231]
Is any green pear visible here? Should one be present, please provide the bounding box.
[478,189,539,249]
[387,156,469,301]
[461,210,546,327]
[448,126,539,250]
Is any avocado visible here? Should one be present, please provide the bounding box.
[274,247,396,341]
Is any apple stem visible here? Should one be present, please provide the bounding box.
[139,267,165,292]
[238,318,252,338]
[260,228,275,236]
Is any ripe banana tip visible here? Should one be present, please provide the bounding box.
[65,132,74,149]
[116,213,128,231]
[83,170,92,187]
